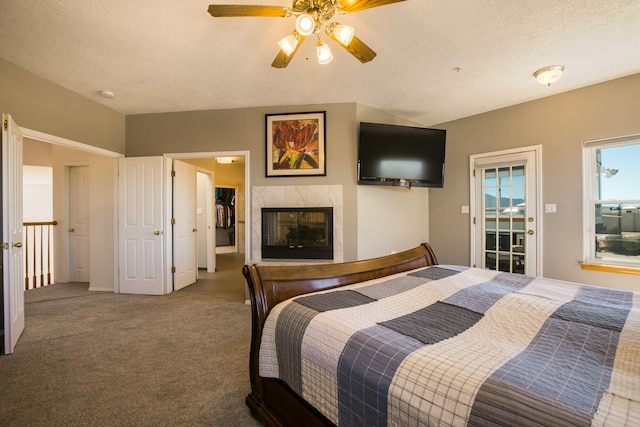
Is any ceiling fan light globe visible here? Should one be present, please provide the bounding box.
[296,14,315,36]
[317,41,333,64]
[332,24,355,46]
[278,32,300,56]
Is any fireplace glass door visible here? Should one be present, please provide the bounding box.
[262,207,333,259]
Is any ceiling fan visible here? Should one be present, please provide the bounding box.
[208,0,407,68]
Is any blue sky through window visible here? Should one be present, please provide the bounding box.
[599,143,640,201]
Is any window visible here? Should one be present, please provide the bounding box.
[583,136,640,268]
[482,165,527,274]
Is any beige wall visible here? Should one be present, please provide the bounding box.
[126,104,364,260]
[182,157,247,254]
[23,138,118,291]
[213,160,246,254]
[9,53,639,289]
[51,145,117,292]
[24,138,53,166]
[0,58,125,153]
[126,103,437,262]
[431,73,640,291]
[355,104,432,259]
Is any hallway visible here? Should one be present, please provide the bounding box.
[25,252,247,303]
[178,253,247,300]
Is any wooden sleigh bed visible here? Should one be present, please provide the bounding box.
[242,243,640,426]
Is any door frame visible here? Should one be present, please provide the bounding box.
[215,185,239,255]
[163,151,251,293]
[21,127,121,290]
[469,145,543,276]
[17,134,251,295]
[196,169,216,273]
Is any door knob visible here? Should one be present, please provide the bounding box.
[69,228,75,232]
[527,230,535,235]
[192,228,198,232]
[12,242,22,248]
[153,230,162,235]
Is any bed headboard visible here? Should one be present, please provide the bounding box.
[242,243,439,409]
[243,243,438,315]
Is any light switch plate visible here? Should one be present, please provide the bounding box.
[545,203,557,213]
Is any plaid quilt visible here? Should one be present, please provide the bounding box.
[259,266,640,426]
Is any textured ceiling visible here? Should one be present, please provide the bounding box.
[1,0,640,126]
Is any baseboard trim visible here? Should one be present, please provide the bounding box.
[88,287,115,292]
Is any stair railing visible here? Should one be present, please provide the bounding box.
[23,221,57,290]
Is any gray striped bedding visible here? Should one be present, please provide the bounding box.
[259,266,640,426]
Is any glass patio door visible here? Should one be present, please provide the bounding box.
[472,148,540,276]
[483,165,527,273]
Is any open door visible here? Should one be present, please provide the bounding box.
[172,159,197,291]
[197,171,216,273]
[118,157,165,295]
[2,113,25,354]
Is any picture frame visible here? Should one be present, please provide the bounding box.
[265,111,326,177]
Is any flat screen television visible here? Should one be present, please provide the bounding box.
[357,122,446,188]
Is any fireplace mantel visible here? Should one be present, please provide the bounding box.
[251,185,343,262]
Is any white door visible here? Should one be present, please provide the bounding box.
[471,146,541,276]
[118,157,165,295]
[2,113,25,354]
[69,166,90,282]
[172,160,197,291]
[196,171,216,272]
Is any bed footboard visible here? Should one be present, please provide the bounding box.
[242,243,438,426]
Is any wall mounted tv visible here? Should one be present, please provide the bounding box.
[357,122,446,188]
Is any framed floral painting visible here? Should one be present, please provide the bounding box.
[265,111,326,177]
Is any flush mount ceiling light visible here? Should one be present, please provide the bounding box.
[217,157,233,164]
[208,0,407,68]
[533,65,565,86]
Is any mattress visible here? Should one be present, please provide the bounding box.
[259,265,640,426]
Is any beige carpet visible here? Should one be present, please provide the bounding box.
[0,254,262,426]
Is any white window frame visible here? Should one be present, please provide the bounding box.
[583,134,640,268]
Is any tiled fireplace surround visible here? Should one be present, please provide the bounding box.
[251,185,344,262]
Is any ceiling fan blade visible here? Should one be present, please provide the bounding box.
[339,0,407,13]
[208,5,289,17]
[272,36,307,68]
[330,34,377,63]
